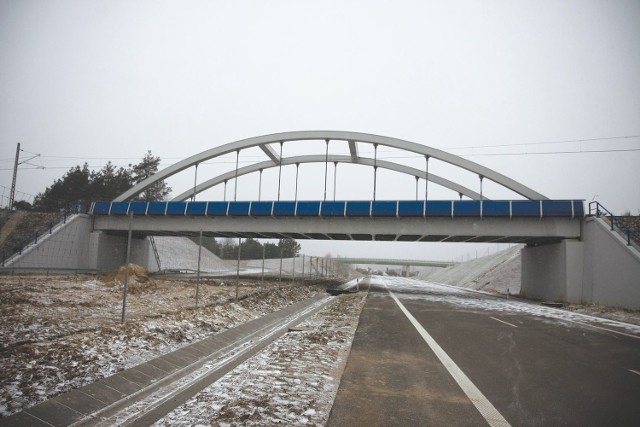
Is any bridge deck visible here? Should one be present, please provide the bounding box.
[91,200,584,245]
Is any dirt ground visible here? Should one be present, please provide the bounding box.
[0,272,328,417]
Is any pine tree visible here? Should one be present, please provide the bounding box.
[130,151,171,201]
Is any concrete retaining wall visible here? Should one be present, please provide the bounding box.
[582,217,640,308]
[7,214,94,270]
[5,214,151,272]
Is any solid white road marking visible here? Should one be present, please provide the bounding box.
[629,369,640,376]
[490,317,518,328]
[384,284,511,427]
[564,319,640,340]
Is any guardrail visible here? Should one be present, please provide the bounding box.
[588,201,640,247]
[91,199,585,220]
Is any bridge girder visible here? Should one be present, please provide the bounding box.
[93,215,580,246]
[114,131,547,202]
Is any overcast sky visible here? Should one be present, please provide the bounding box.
[1,0,638,260]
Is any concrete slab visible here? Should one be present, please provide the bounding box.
[24,399,83,427]
[146,357,181,374]
[118,368,155,387]
[78,381,126,406]
[133,361,170,380]
[0,410,51,427]
[159,351,197,368]
[51,389,104,415]
[179,345,207,358]
[100,374,143,395]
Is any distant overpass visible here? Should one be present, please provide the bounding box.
[336,258,455,268]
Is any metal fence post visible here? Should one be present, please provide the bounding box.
[279,245,283,283]
[195,230,202,307]
[292,255,296,282]
[236,237,241,302]
[121,212,133,324]
[261,244,265,283]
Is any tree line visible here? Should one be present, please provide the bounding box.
[22,151,171,211]
[195,236,301,259]
[18,152,302,260]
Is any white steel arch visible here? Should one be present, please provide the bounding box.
[171,155,483,201]
[115,131,547,201]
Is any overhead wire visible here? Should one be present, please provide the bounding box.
[2,134,637,170]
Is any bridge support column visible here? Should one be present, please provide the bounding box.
[521,240,584,303]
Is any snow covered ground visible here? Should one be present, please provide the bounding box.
[0,274,326,418]
[418,245,523,294]
[383,276,640,333]
[153,293,366,426]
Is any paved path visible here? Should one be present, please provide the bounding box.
[328,276,640,426]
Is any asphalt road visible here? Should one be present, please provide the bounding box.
[327,276,640,426]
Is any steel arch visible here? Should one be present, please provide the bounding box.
[115,130,546,201]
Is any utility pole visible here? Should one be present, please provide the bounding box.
[9,143,20,210]
[8,143,42,210]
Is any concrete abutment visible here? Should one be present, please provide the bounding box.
[521,217,640,310]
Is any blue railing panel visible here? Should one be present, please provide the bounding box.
[398,201,424,217]
[147,202,167,215]
[186,201,208,216]
[110,202,130,215]
[454,201,481,217]
[542,200,573,217]
[573,200,584,217]
[482,201,510,217]
[228,201,251,216]
[346,201,371,217]
[250,201,273,216]
[296,201,321,216]
[166,202,188,215]
[273,201,296,216]
[93,199,585,219]
[426,201,453,217]
[207,202,229,216]
[129,202,148,216]
[372,201,397,217]
[92,202,111,215]
[511,200,541,217]
[321,201,346,217]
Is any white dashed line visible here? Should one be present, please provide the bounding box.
[384,284,511,427]
[629,369,640,377]
[490,317,518,328]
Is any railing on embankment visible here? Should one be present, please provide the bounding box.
[589,201,640,250]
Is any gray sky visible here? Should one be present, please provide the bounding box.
[1,0,639,261]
